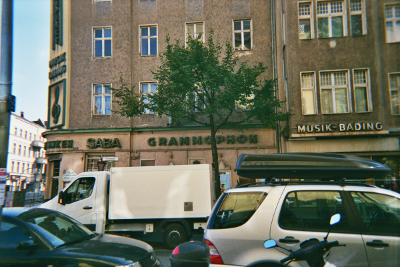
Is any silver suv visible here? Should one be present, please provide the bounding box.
[204,153,400,267]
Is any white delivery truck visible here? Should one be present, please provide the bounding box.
[41,164,214,249]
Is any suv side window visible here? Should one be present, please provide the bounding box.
[210,192,267,229]
[65,178,95,204]
[279,191,350,232]
[351,192,400,236]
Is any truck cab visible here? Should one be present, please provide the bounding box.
[41,171,109,233]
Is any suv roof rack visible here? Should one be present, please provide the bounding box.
[235,180,379,188]
[234,153,392,180]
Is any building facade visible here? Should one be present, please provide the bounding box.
[7,112,47,191]
[277,0,400,185]
[45,0,400,199]
[44,0,280,199]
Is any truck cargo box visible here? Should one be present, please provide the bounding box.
[108,164,213,220]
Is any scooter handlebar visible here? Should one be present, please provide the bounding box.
[280,240,343,264]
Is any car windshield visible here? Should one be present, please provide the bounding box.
[17,209,95,248]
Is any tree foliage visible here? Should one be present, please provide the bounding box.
[110,31,289,198]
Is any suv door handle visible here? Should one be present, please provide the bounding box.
[366,240,389,247]
[279,236,300,244]
[83,206,93,210]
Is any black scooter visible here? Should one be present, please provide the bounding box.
[264,213,346,267]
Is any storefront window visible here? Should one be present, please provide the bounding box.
[86,155,115,171]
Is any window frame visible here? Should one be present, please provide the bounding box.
[352,68,372,113]
[298,1,315,39]
[232,19,253,51]
[92,26,112,58]
[349,0,367,36]
[186,21,205,45]
[389,73,400,115]
[92,83,112,115]
[316,0,348,38]
[300,71,318,115]
[319,69,351,114]
[384,4,400,43]
[140,25,158,56]
[140,82,157,114]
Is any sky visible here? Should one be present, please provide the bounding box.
[12,0,50,122]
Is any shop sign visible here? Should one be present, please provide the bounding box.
[87,138,121,149]
[147,134,258,146]
[297,122,383,134]
[45,140,73,150]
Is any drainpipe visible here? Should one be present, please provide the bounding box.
[271,0,281,153]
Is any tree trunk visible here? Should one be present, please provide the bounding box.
[210,117,221,199]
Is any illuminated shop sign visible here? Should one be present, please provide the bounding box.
[147,134,258,146]
[87,138,122,149]
[297,122,383,134]
[45,140,73,150]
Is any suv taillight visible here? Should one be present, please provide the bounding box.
[205,239,224,264]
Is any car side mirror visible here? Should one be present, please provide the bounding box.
[330,213,341,226]
[264,239,277,249]
[170,241,210,267]
[58,191,65,205]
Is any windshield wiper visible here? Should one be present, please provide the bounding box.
[56,233,98,248]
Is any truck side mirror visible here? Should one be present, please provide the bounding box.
[58,191,65,205]
[170,241,210,267]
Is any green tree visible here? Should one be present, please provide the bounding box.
[110,32,289,198]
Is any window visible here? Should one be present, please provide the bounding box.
[20,129,22,137]
[64,178,96,204]
[141,82,157,114]
[23,146,26,157]
[210,192,267,229]
[16,162,20,173]
[29,133,32,140]
[14,127,17,136]
[11,161,14,172]
[279,191,350,232]
[233,19,252,50]
[186,22,204,43]
[12,143,16,154]
[140,25,157,56]
[141,159,156,166]
[349,0,366,36]
[235,94,254,110]
[390,73,400,115]
[320,70,350,114]
[301,72,317,114]
[351,192,400,236]
[93,27,112,57]
[24,131,27,139]
[18,145,22,155]
[298,2,314,39]
[353,69,371,112]
[0,221,36,250]
[385,4,400,43]
[86,155,114,171]
[317,1,346,38]
[92,84,111,115]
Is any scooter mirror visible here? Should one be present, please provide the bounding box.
[264,239,277,249]
[330,213,341,226]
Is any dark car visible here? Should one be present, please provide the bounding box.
[0,207,162,267]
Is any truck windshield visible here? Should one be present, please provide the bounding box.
[210,192,267,229]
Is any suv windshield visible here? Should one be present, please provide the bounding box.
[210,192,267,229]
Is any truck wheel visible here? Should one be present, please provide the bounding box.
[163,223,188,250]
